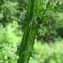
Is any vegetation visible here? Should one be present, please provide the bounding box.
[0,0,63,63]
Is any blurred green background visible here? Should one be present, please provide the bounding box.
[0,0,63,63]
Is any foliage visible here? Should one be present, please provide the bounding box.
[0,0,27,27]
[0,21,22,63]
[36,0,63,42]
[29,40,63,63]
[0,0,19,26]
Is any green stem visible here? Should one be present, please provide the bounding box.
[17,0,36,63]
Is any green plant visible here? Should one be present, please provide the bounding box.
[0,22,21,63]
